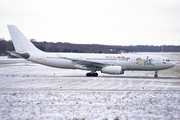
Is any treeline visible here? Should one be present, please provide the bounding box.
[0,38,180,55]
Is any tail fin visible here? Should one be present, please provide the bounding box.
[7,25,41,52]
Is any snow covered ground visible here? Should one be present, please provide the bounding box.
[0,52,180,119]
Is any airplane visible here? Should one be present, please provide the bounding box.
[7,25,176,77]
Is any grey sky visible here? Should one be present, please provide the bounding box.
[0,0,180,45]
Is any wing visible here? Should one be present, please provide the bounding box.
[59,56,109,68]
[59,56,120,70]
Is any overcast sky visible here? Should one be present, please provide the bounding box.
[0,0,180,46]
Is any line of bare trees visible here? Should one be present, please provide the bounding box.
[0,38,180,55]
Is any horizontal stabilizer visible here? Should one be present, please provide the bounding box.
[6,51,30,59]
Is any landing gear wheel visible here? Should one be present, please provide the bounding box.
[92,73,98,77]
[86,73,92,77]
[86,72,98,77]
[154,71,158,78]
[154,74,158,78]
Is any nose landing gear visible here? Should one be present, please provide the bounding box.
[154,71,158,78]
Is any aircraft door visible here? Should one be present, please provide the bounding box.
[42,54,47,61]
[131,56,136,64]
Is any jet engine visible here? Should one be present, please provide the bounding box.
[101,66,124,74]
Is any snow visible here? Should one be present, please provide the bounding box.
[0,91,180,119]
[0,52,180,119]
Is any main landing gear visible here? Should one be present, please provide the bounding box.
[154,71,158,78]
[86,72,98,77]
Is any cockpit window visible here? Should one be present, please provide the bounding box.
[166,59,170,62]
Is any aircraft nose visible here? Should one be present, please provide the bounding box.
[172,61,176,67]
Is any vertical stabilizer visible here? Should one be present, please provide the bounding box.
[7,25,40,52]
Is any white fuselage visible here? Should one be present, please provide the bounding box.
[27,51,176,72]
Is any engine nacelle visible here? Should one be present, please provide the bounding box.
[101,66,124,74]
